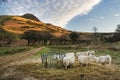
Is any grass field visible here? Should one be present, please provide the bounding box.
[13,43,120,80]
[0,43,120,80]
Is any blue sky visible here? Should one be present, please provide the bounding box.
[0,0,120,32]
[66,0,120,32]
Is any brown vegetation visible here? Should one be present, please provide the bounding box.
[0,15,69,37]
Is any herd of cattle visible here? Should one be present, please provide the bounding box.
[63,51,112,69]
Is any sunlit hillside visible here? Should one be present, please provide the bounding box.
[0,14,69,37]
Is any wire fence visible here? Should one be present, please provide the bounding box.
[41,53,65,68]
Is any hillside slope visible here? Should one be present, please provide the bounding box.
[0,14,70,37]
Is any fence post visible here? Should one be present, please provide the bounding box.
[45,54,48,68]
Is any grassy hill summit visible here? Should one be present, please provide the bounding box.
[22,13,41,22]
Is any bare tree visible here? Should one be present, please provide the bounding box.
[92,26,98,43]
[93,26,98,33]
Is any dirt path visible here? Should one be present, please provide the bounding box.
[0,47,44,70]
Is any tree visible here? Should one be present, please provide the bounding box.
[22,30,40,45]
[69,32,79,43]
[92,26,98,42]
[22,30,53,45]
[115,24,120,33]
[105,24,120,42]
[112,24,120,42]
[5,32,17,45]
[57,35,69,45]
[38,31,53,45]
[93,26,98,33]
[0,28,17,46]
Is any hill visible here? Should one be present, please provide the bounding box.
[0,14,114,41]
[0,14,70,37]
[22,13,40,22]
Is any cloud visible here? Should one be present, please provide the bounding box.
[89,16,104,21]
[89,18,98,21]
[99,16,104,19]
[114,13,120,17]
[2,0,101,28]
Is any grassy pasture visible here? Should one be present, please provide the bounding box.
[17,63,120,80]
[15,43,120,80]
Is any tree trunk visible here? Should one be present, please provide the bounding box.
[44,40,47,45]
[27,40,30,46]
[32,40,36,45]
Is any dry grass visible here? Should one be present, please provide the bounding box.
[0,15,69,37]
[1,54,120,80]
[1,43,120,80]
[15,62,120,80]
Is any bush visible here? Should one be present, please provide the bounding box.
[0,28,18,46]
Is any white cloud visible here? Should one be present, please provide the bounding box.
[89,18,98,21]
[89,16,104,22]
[3,0,101,28]
[99,16,104,19]
[114,13,120,17]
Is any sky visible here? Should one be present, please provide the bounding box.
[0,0,120,32]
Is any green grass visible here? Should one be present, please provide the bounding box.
[35,44,120,65]
[0,46,31,56]
[35,47,50,55]
[35,46,87,55]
